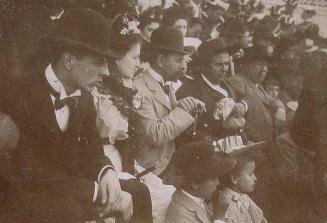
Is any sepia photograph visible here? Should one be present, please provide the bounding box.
[0,0,327,222]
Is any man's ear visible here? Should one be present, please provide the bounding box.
[230,174,238,185]
[157,54,164,68]
[62,51,74,70]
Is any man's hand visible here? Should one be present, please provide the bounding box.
[97,169,121,217]
[178,97,206,114]
[232,102,247,117]
[275,108,286,125]
[113,191,133,222]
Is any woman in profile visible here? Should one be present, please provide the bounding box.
[93,13,142,172]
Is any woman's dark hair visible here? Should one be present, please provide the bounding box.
[162,6,190,27]
[110,13,141,58]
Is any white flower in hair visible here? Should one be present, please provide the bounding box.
[128,20,140,34]
[120,27,129,35]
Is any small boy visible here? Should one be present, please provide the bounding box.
[213,143,267,223]
[165,141,237,223]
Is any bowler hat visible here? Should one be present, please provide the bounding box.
[51,8,119,58]
[150,26,189,55]
[173,142,237,182]
[236,46,268,64]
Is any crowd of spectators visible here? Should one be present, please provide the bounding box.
[1,0,327,222]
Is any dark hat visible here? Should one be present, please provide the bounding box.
[221,17,249,36]
[235,46,268,64]
[253,16,280,42]
[173,142,237,182]
[197,38,232,59]
[51,8,119,58]
[150,26,189,55]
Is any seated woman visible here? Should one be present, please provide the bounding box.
[93,13,142,172]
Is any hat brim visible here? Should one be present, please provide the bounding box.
[150,45,191,55]
[229,141,266,162]
[49,36,121,59]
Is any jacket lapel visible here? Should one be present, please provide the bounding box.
[247,79,271,106]
[31,75,63,135]
[143,71,171,110]
[173,190,212,223]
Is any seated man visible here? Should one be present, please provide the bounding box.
[2,9,151,223]
[228,47,286,143]
[165,141,236,223]
[176,38,253,145]
[134,26,205,176]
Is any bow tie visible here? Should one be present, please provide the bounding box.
[54,96,79,110]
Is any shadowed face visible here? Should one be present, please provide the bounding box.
[233,161,257,193]
[161,53,186,82]
[69,53,110,92]
[203,52,230,84]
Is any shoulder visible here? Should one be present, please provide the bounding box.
[0,113,20,151]
[166,192,197,223]
[177,77,203,98]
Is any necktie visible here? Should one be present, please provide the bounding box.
[54,96,79,110]
[163,84,178,108]
[47,82,79,110]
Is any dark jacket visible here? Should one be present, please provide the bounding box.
[176,76,240,142]
[4,70,112,205]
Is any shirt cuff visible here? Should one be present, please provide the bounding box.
[93,182,99,203]
[240,100,248,113]
[97,165,115,183]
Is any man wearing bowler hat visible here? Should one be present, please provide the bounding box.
[176,38,254,144]
[133,26,206,176]
[3,8,152,222]
[228,47,286,143]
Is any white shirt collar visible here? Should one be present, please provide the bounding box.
[148,67,165,86]
[148,67,181,91]
[50,9,64,21]
[45,64,81,100]
[201,74,228,97]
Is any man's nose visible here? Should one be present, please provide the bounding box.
[223,63,229,71]
[100,63,110,77]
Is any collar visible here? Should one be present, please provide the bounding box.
[182,190,205,208]
[201,74,228,97]
[45,64,81,100]
[148,67,165,86]
[122,77,133,89]
[50,9,64,21]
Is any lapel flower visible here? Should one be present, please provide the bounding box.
[132,90,143,110]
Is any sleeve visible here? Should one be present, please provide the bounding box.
[78,93,114,181]
[136,94,195,146]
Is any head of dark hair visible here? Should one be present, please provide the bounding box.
[48,42,94,65]
[162,6,190,27]
[139,6,163,30]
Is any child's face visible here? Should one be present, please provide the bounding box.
[234,161,257,193]
[265,84,280,98]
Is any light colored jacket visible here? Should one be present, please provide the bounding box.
[165,190,213,223]
[134,70,194,175]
